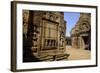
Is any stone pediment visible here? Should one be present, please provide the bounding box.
[79,21,90,33]
[71,21,90,36]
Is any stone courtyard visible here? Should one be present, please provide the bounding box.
[65,46,91,60]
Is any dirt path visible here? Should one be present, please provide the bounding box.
[65,46,91,60]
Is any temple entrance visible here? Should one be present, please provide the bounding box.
[81,35,90,50]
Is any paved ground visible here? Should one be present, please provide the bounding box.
[65,45,91,60]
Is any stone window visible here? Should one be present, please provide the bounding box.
[43,20,58,49]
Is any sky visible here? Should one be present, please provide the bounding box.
[64,12,80,37]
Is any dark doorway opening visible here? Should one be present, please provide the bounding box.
[82,35,90,50]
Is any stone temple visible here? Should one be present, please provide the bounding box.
[23,10,69,62]
[71,13,91,50]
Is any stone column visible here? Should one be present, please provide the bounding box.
[79,36,82,49]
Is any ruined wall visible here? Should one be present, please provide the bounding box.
[23,10,67,61]
[71,13,91,50]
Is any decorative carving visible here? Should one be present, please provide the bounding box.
[71,13,91,50]
[23,10,67,62]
